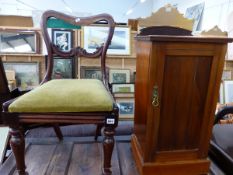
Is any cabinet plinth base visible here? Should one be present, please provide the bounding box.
[131,135,210,175]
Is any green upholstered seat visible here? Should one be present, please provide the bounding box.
[9,79,114,113]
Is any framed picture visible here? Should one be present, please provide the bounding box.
[185,2,205,31]
[116,98,134,120]
[222,70,232,80]
[112,83,134,93]
[52,29,73,52]
[224,81,233,103]
[46,56,75,79]
[0,29,40,54]
[83,26,130,55]
[80,66,102,80]
[109,69,130,83]
[80,66,110,80]
[3,62,39,90]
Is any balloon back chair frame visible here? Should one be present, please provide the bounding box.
[2,10,119,175]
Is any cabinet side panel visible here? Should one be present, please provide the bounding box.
[134,41,151,155]
[158,56,212,151]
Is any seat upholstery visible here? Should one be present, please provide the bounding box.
[9,79,113,113]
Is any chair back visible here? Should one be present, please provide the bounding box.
[40,10,115,86]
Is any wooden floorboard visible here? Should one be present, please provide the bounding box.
[17,145,57,175]
[111,143,121,175]
[46,143,73,175]
[0,136,227,175]
[117,142,139,175]
[68,143,102,175]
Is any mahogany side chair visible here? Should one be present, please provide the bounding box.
[2,10,118,175]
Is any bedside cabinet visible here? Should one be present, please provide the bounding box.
[131,26,233,175]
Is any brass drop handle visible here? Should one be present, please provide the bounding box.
[152,86,159,107]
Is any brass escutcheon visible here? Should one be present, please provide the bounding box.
[152,85,159,107]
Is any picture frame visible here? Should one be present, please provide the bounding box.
[0,29,40,54]
[80,66,102,80]
[222,70,232,80]
[224,81,233,103]
[83,26,130,55]
[112,83,134,93]
[116,98,134,120]
[185,2,205,31]
[80,66,110,80]
[109,69,130,83]
[46,56,75,79]
[52,29,73,52]
[3,62,40,90]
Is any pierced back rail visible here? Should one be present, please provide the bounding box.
[40,10,115,85]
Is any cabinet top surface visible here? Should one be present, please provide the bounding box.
[135,35,233,44]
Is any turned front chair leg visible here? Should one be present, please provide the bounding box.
[9,127,27,175]
[102,126,115,175]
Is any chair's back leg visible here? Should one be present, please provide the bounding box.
[95,123,104,141]
[53,124,63,140]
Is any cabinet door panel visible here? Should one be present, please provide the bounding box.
[157,56,212,151]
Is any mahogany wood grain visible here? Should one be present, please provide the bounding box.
[133,41,151,159]
[132,26,232,175]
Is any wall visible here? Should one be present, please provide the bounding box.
[0,0,154,24]
[152,0,233,32]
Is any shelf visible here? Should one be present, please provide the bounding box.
[114,93,134,98]
[107,55,136,59]
[0,53,44,57]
